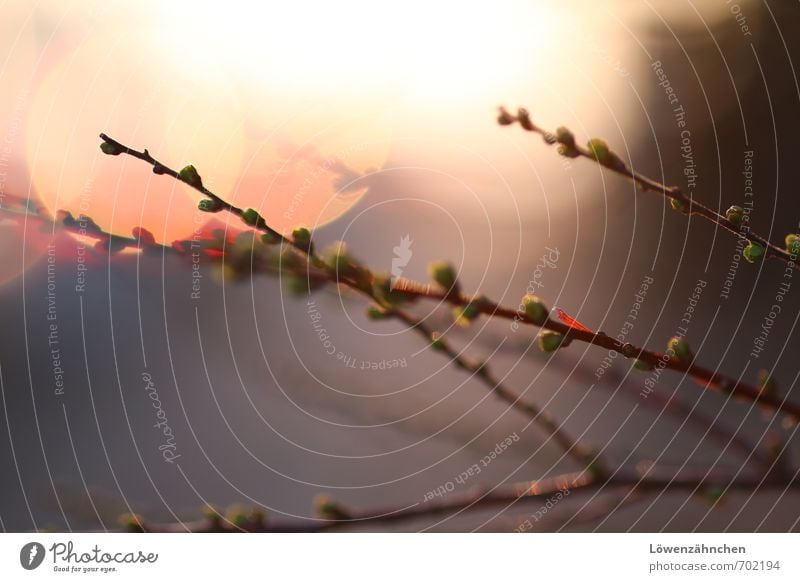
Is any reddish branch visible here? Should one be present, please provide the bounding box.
[96,132,800,454]
[97,133,606,472]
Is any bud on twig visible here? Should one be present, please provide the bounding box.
[497,107,516,126]
[117,513,145,533]
[292,227,313,252]
[785,233,800,256]
[366,305,391,320]
[521,294,548,325]
[285,274,323,296]
[453,296,488,327]
[516,108,535,131]
[313,494,351,520]
[453,303,480,327]
[586,138,610,165]
[372,274,409,306]
[555,126,579,157]
[324,241,358,278]
[241,208,262,227]
[428,261,459,294]
[430,331,446,351]
[202,504,223,531]
[100,141,124,156]
[702,487,725,507]
[132,227,156,247]
[248,507,267,530]
[667,336,692,363]
[555,126,575,149]
[725,205,744,227]
[261,229,282,245]
[670,198,687,213]
[538,330,569,352]
[198,199,224,213]
[178,165,203,189]
[743,241,765,263]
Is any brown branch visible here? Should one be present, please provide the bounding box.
[97,132,800,451]
[391,280,800,421]
[125,467,799,532]
[98,133,603,473]
[390,309,598,469]
[497,106,797,266]
[10,202,782,477]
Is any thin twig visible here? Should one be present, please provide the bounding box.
[127,466,799,532]
[97,132,800,434]
[98,133,602,472]
[497,106,797,266]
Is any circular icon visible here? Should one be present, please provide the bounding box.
[19,542,45,570]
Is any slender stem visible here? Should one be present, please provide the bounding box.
[497,107,796,265]
[97,132,800,428]
[390,309,598,469]
[13,202,783,474]
[392,281,800,421]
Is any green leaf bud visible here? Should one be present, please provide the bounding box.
[516,107,535,131]
[284,274,315,296]
[372,274,408,306]
[226,504,249,528]
[428,260,458,292]
[291,227,313,252]
[260,229,282,245]
[497,107,516,126]
[703,487,725,506]
[198,199,224,213]
[313,494,351,520]
[99,141,123,156]
[667,336,692,363]
[248,507,267,529]
[743,241,765,263]
[117,513,145,533]
[521,294,549,325]
[785,233,800,256]
[725,205,744,227]
[453,305,479,327]
[324,241,357,277]
[538,330,568,352]
[366,305,391,320]
[757,369,777,397]
[453,296,488,327]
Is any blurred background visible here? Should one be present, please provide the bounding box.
[1,0,799,531]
